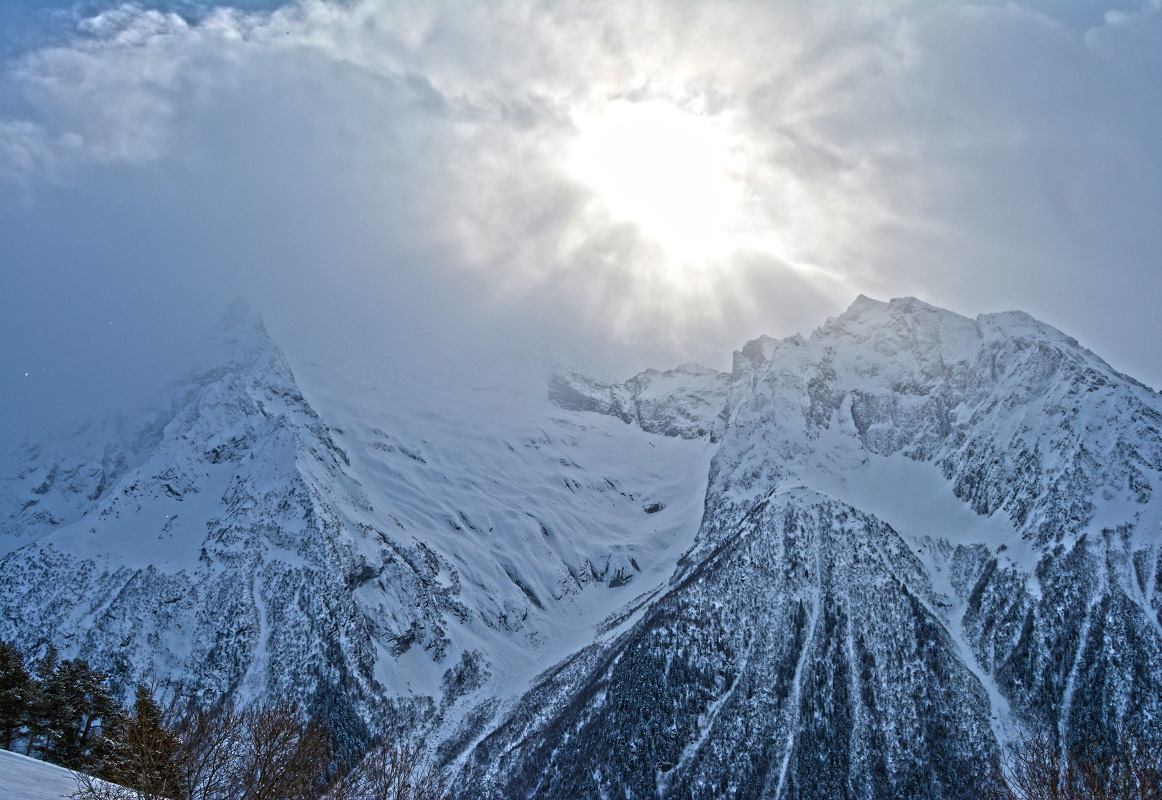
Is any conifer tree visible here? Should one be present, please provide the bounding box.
[41,657,121,771]
[101,685,182,799]
[0,639,31,749]
[24,643,59,756]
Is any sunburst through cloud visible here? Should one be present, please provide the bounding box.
[569,98,756,267]
[1,3,1162,799]
[1,0,1160,433]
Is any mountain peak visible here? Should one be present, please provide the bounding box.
[846,293,888,314]
[211,297,272,353]
[215,297,265,337]
[195,298,290,382]
[836,294,963,325]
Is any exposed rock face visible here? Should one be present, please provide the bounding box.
[461,296,1162,799]
[549,363,729,441]
[3,295,1160,798]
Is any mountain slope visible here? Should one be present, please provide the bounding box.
[1,303,403,745]
[458,296,1162,799]
[2,295,1160,799]
[0,301,716,752]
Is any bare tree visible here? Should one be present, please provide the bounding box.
[986,728,1162,800]
[74,695,339,800]
[171,699,246,800]
[231,700,334,800]
[1076,734,1162,800]
[72,772,134,800]
[327,741,451,800]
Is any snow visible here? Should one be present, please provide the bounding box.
[2,294,1161,798]
[0,307,718,744]
[292,362,717,715]
[0,749,119,800]
[32,462,234,569]
[804,449,1038,584]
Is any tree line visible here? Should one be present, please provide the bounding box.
[0,639,450,800]
[5,637,1158,799]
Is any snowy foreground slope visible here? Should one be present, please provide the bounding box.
[2,296,1161,799]
[0,748,115,800]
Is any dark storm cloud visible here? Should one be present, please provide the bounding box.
[2,0,1161,446]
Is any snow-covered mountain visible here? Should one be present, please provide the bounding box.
[458,296,1162,798]
[2,296,1160,798]
[0,300,716,751]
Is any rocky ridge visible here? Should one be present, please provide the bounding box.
[459,295,1162,799]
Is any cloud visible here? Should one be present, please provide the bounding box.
[2,0,1161,445]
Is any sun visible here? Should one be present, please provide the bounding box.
[568,99,751,265]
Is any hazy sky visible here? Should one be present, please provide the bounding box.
[2,0,1160,446]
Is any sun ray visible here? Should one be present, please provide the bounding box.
[568,99,751,266]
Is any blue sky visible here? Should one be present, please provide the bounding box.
[2,0,1161,445]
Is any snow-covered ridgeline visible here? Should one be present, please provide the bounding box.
[465,295,1162,798]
